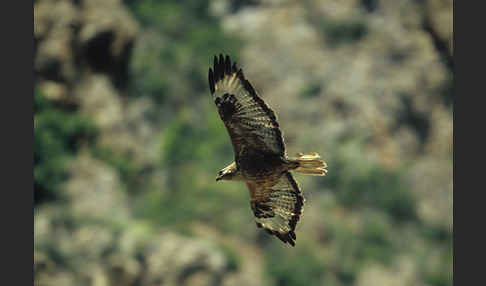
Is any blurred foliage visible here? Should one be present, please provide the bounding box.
[122,0,248,234]
[304,1,368,47]
[34,89,97,205]
[90,145,145,190]
[160,105,232,172]
[321,140,417,221]
[228,0,259,13]
[34,0,452,285]
[266,245,324,286]
[125,0,242,104]
[220,244,241,272]
[300,82,323,98]
[361,0,379,13]
[137,103,250,233]
[332,213,394,284]
[323,19,368,47]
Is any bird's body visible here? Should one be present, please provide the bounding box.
[209,54,327,246]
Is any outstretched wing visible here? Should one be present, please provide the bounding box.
[208,54,285,158]
[246,172,304,247]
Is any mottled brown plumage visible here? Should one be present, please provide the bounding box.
[209,54,327,246]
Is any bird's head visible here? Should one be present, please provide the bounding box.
[216,162,238,181]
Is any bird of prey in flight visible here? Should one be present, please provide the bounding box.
[209,54,327,246]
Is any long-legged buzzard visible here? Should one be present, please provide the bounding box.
[209,54,328,246]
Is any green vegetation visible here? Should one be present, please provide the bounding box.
[266,245,324,286]
[220,244,241,272]
[34,90,97,205]
[90,145,144,191]
[122,0,248,235]
[323,19,368,46]
[138,104,249,232]
[300,82,323,98]
[320,140,417,222]
[34,0,452,285]
[160,106,232,171]
[126,0,242,104]
[304,0,368,47]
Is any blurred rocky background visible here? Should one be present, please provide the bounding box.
[34,0,453,285]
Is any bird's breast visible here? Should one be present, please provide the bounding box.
[237,151,285,180]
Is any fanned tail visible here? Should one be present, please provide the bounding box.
[293,152,328,176]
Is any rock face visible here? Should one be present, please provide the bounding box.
[34,1,240,285]
[35,0,138,86]
[35,204,234,286]
[35,0,452,285]
[219,0,453,229]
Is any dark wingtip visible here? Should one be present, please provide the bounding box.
[213,55,219,80]
[225,55,231,74]
[286,232,296,247]
[219,54,225,78]
[236,68,245,81]
[288,238,296,247]
[211,54,238,86]
[208,68,215,94]
[275,232,296,247]
[289,231,296,240]
[262,228,296,247]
